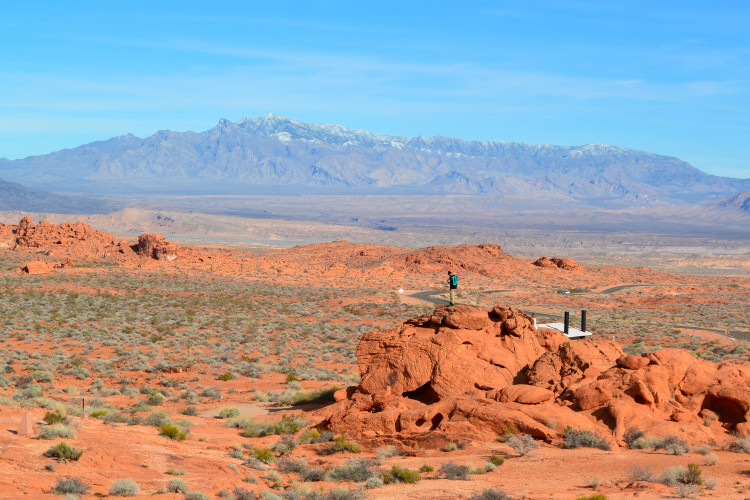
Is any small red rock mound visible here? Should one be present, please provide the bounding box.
[533,256,582,270]
[21,258,74,274]
[138,234,179,261]
[318,304,750,447]
[391,243,526,276]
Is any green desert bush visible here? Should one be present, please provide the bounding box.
[218,407,240,419]
[317,434,363,455]
[109,478,140,496]
[365,477,384,489]
[279,386,339,406]
[419,464,435,473]
[250,447,275,465]
[159,422,188,441]
[382,465,421,484]
[489,454,505,466]
[44,441,83,461]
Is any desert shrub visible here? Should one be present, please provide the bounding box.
[576,496,608,500]
[660,464,702,486]
[185,492,210,500]
[298,428,321,444]
[109,478,140,496]
[470,489,511,500]
[53,477,89,494]
[623,427,643,448]
[44,441,83,461]
[166,468,186,475]
[43,406,67,425]
[439,461,471,480]
[32,370,54,383]
[217,371,236,381]
[273,435,298,455]
[218,407,240,419]
[654,434,689,455]
[182,405,199,416]
[241,415,305,437]
[419,464,435,473]
[231,487,256,500]
[147,391,166,406]
[317,435,363,455]
[327,458,376,482]
[443,442,458,452]
[586,476,602,488]
[507,433,540,456]
[628,465,654,482]
[703,453,718,466]
[382,465,421,484]
[251,447,275,464]
[563,428,611,450]
[322,488,367,500]
[279,386,339,406]
[160,422,188,441]
[201,386,222,399]
[145,411,170,427]
[673,483,700,498]
[728,434,750,454]
[38,424,75,439]
[276,458,307,473]
[167,478,188,493]
[489,454,504,466]
[302,467,327,482]
[374,445,401,460]
[365,477,383,489]
[693,443,711,455]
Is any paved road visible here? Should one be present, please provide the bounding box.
[408,289,512,306]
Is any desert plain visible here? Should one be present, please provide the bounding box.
[1,214,749,500]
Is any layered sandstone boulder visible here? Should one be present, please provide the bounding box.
[318,303,750,447]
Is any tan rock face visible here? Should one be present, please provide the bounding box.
[317,304,750,447]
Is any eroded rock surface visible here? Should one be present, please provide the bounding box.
[318,304,750,447]
[533,256,582,270]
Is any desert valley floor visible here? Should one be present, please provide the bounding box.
[1,217,750,500]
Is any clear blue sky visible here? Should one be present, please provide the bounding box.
[2,1,749,178]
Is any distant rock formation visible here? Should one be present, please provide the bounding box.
[533,256,581,270]
[137,234,178,261]
[318,304,750,446]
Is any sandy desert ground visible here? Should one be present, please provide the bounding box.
[1,216,749,500]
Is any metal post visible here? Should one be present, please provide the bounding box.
[564,311,569,334]
[581,310,587,332]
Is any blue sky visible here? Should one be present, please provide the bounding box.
[1,1,749,178]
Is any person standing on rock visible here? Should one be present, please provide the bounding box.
[447,271,458,306]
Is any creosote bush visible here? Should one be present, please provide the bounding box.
[382,465,421,484]
[317,434,363,455]
[160,422,188,441]
[44,441,84,461]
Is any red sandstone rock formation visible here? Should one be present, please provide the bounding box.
[137,234,179,261]
[533,256,581,270]
[318,303,750,447]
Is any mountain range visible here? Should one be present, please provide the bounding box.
[1,114,748,207]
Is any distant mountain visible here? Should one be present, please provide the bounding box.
[712,190,750,213]
[0,177,116,213]
[1,114,748,205]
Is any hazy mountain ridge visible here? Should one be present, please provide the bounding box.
[1,114,748,204]
[0,177,115,214]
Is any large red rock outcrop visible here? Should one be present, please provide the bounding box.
[317,303,750,447]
